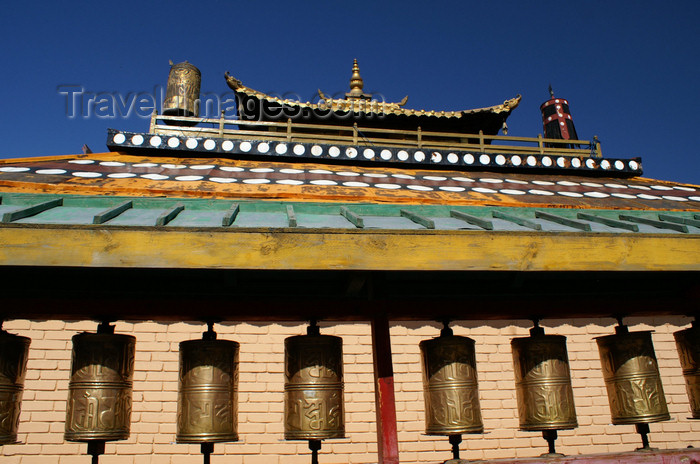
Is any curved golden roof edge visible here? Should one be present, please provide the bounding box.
[225,72,521,119]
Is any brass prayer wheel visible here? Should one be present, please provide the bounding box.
[674,321,700,419]
[511,329,577,431]
[65,324,135,442]
[596,326,670,425]
[420,326,483,436]
[0,329,30,445]
[163,60,201,122]
[177,328,240,443]
[284,323,345,440]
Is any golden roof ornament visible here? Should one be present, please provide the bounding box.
[224,61,520,126]
[346,59,371,100]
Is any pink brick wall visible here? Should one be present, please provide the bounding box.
[1,316,698,463]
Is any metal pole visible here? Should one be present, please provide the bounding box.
[201,442,214,464]
[308,439,321,464]
[541,430,561,456]
[87,441,105,464]
[448,434,462,460]
[636,423,653,451]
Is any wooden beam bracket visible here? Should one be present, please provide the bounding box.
[222,204,240,227]
[2,198,63,223]
[536,210,591,232]
[286,205,298,228]
[400,209,435,229]
[450,210,493,230]
[493,210,541,230]
[620,214,688,233]
[658,214,700,228]
[577,212,638,232]
[156,204,185,227]
[93,201,133,224]
[340,207,364,228]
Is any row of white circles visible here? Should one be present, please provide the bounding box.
[1,162,697,202]
[112,133,639,171]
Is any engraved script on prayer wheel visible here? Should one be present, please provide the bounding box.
[420,334,483,435]
[65,332,135,442]
[511,334,577,431]
[0,330,30,445]
[163,61,201,122]
[284,334,345,440]
[674,323,700,419]
[596,330,670,425]
[177,339,239,443]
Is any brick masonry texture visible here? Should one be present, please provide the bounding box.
[2,317,699,463]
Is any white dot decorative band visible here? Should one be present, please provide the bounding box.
[107,130,643,177]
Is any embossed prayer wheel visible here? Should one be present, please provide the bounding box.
[177,328,239,443]
[65,324,135,442]
[284,323,345,441]
[511,330,577,431]
[674,321,700,419]
[163,61,201,123]
[420,326,483,436]
[0,329,30,445]
[596,327,670,425]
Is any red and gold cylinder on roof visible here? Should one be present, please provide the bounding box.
[540,89,580,146]
[674,321,700,419]
[0,328,30,445]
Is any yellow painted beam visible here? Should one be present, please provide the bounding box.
[0,226,698,271]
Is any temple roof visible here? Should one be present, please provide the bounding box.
[0,150,698,310]
[225,60,521,125]
[0,61,697,278]
[1,152,698,211]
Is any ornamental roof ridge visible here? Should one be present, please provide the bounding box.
[224,70,521,120]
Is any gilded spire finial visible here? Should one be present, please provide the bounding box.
[346,58,368,99]
[350,59,363,92]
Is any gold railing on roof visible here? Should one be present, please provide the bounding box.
[149,113,602,158]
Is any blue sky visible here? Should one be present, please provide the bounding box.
[2,1,698,184]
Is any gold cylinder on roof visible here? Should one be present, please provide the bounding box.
[0,330,30,445]
[163,61,201,121]
[674,324,700,419]
[65,331,135,442]
[284,333,345,440]
[511,334,577,431]
[420,333,483,435]
[177,338,239,443]
[596,330,670,425]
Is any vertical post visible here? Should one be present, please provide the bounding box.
[149,109,158,133]
[219,111,225,137]
[538,134,545,154]
[417,126,422,149]
[287,118,293,142]
[87,441,105,464]
[371,316,400,464]
[478,130,485,152]
[353,123,359,145]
